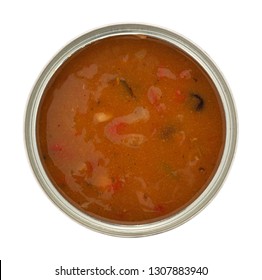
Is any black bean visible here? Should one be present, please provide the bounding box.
[120,78,135,98]
[190,93,204,111]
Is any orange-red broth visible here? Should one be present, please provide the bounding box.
[37,36,225,224]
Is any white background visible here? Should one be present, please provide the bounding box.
[1,0,261,279]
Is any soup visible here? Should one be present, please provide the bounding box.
[36,35,225,224]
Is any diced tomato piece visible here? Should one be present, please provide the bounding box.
[106,122,127,137]
[157,67,176,80]
[154,204,165,212]
[174,90,186,103]
[156,103,166,113]
[49,144,63,152]
[179,69,192,79]
[147,86,166,114]
[108,177,123,192]
[147,86,162,105]
[115,122,128,133]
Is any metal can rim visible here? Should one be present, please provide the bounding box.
[25,24,238,237]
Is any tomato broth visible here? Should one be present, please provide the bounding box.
[36,35,226,224]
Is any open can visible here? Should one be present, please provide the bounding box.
[25,24,237,237]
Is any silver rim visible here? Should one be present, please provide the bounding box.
[25,24,237,237]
